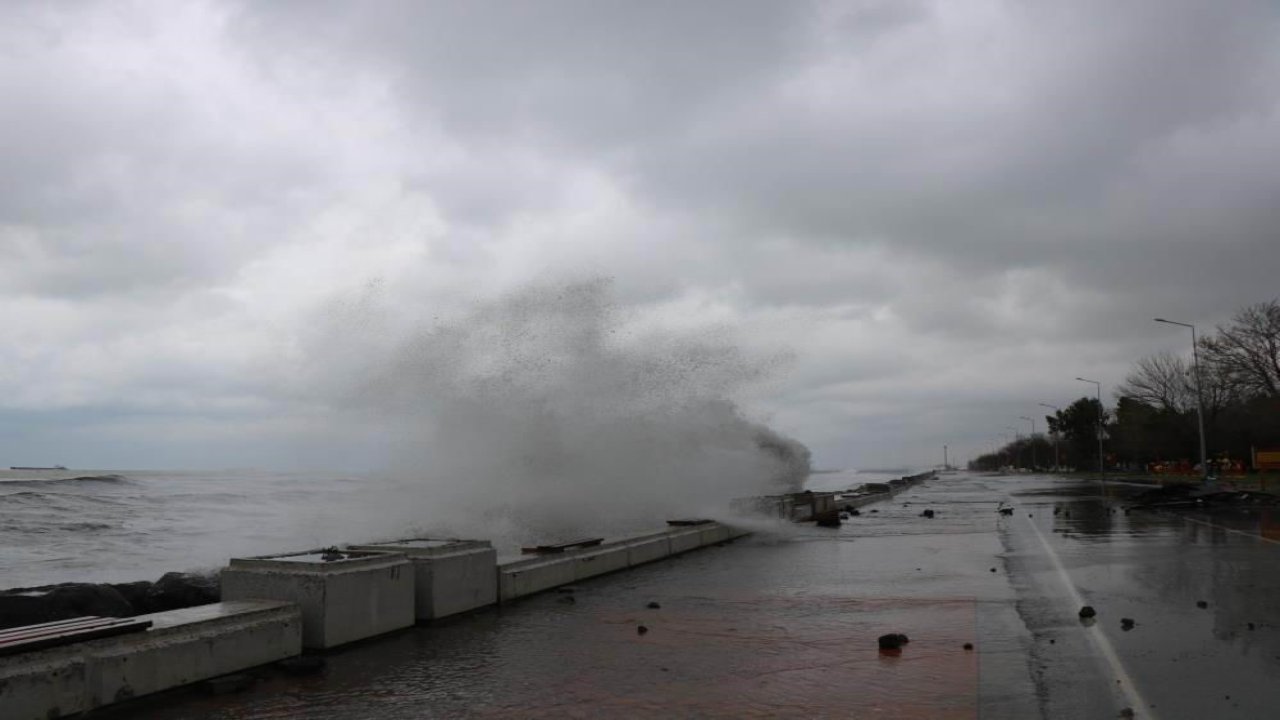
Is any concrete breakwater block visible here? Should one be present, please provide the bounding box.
[0,600,300,720]
[348,539,497,622]
[498,555,578,602]
[497,523,746,603]
[221,550,413,650]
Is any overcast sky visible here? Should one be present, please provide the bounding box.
[3,0,1279,471]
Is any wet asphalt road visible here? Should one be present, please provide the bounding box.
[108,473,1280,719]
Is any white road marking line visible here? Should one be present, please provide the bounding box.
[1019,506,1154,719]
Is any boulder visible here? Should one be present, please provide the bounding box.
[147,572,219,611]
[1078,605,1097,619]
[44,583,134,618]
[0,593,55,629]
[878,633,910,650]
[110,581,156,614]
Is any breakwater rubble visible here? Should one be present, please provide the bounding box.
[0,571,218,630]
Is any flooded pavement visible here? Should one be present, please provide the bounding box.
[106,473,1280,719]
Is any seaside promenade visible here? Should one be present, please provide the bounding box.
[45,472,1280,718]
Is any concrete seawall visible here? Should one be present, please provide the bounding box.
[1,475,936,718]
[1,520,751,719]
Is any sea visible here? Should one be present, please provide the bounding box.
[0,467,916,591]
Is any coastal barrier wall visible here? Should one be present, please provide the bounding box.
[497,521,740,603]
[348,539,498,622]
[3,519,753,718]
[0,600,300,720]
[221,551,415,650]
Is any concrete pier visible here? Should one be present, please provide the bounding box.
[348,538,497,621]
[0,600,300,720]
[221,550,414,650]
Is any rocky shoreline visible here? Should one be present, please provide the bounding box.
[0,571,219,630]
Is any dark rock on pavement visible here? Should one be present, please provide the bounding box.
[878,633,910,650]
[1079,605,1097,619]
[646,601,661,609]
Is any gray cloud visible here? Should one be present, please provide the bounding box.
[2,0,1279,470]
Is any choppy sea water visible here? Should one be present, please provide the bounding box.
[0,467,912,590]
[0,469,412,589]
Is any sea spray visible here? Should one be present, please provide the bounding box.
[306,278,810,545]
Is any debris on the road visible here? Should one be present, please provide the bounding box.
[637,625,649,635]
[1129,484,1280,511]
[999,507,1014,516]
[1079,605,1097,619]
[1248,622,1256,631]
[921,509,935,518]
[1197,600,1209,609]
[646,601,661,609]
[1121,618,1135,631]
[1119,708,1135,719]
[963,642,974,650]
[989,567,997,573]
[878,632,910,650]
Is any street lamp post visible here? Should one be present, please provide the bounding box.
[1039,402,1061,471]
[1076,377,1104,474]
[1155,318,1210,483]
[1005,426,1020,469]
[1019,416,1037,470]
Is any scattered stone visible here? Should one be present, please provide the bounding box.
[839,513,850,521]
[963,642,974,650]
[1248,622,1256,631]
[989,567,997,573]
[1121,618,1135,631]
[646,601,661,609]
[637,625,649,636]
[277,656,325,676]
[1049,639,1056,644]
[1119,708,1135,719]
[921,509,935,518]
[849,509,861,517]
[870,509,879,514]
[204,674,254,695]
[319,547,344,562]
[1028,514,1034,518]
[999,507,1014,516]
[1078,606,1097,619]
[1197,600,1208,609]
[877,633,910,650]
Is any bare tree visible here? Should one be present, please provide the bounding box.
[1116,351,1194,412]
[1200,299,1280,400]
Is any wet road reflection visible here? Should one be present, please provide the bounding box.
[108,473,1280,719]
